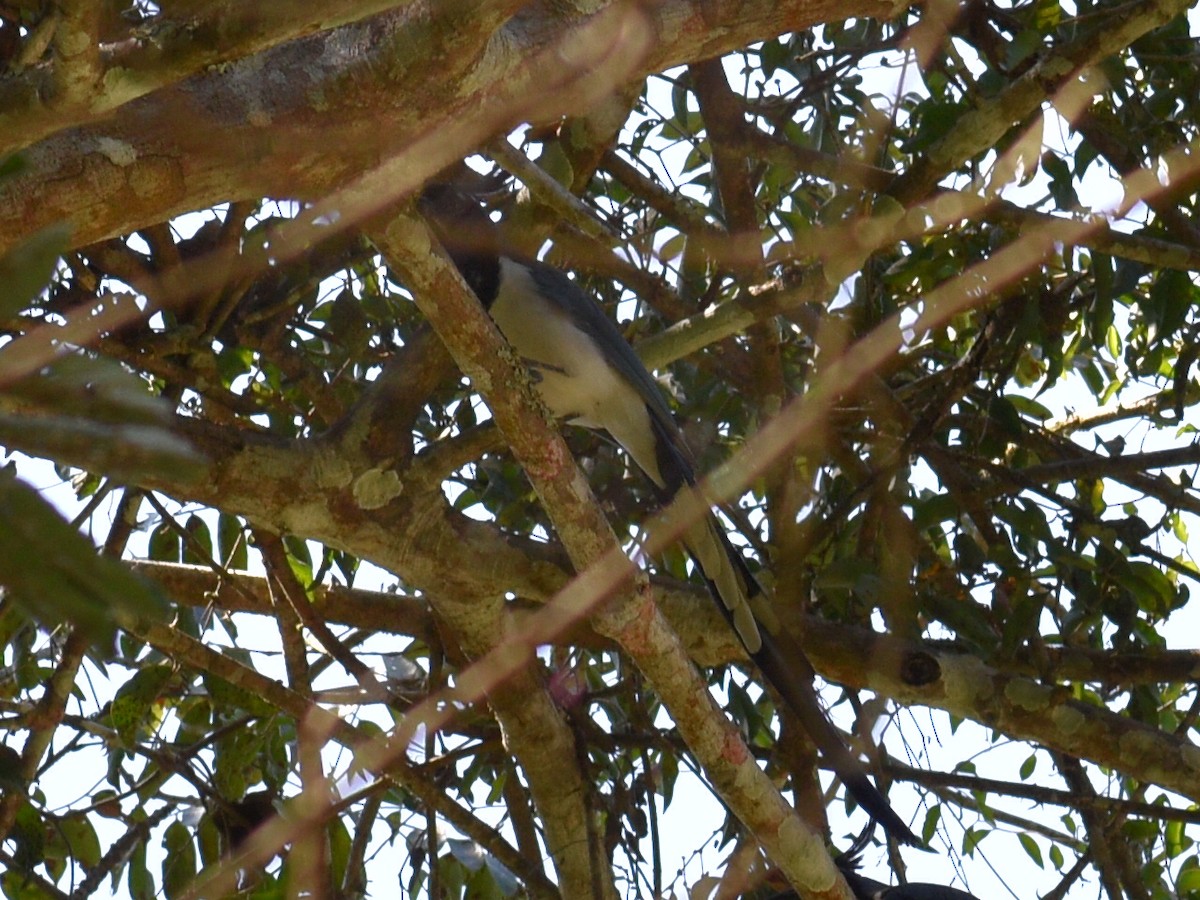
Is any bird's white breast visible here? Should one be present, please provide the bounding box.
[488,259,663,485]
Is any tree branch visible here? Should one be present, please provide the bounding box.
[0,1,445,158]
[887,0,1193,203]
[0,0,899,255]
[375,208,858,898]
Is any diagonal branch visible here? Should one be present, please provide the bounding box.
[888,0,1192,203]
[375,208,859,899]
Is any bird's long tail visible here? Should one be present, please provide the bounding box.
[694,521,921,846]
[750,611,921,846]
[648,412,920,845]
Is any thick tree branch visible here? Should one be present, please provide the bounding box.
[433,585,607,900]
[807,624,1200,806]
[0,0,898,256]
[0,1,444,158]
[129,559,1200,816]
[132,560,1200,690]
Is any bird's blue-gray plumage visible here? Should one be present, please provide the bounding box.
[418,183,920,848]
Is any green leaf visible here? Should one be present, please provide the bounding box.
[1124,817,1160,842]
[1178,858,1200,895]
[1116,561,1178,616]
[0,471,168,647]
[921,805,942,844]
[660,750,678,805]
[1148,268,1193,342]
[56,814,103,868]
[203,671,276,719]
[0,744,23,793]
[1112,258,1149,299]
[1049,844,1064,870]
[162,820,198,900]
[1005,394,1053,421]
[9,802,45,874]
[1019,754,1037,780]
[329,287,371,353]
[282,535,313,588]
[1031,0,1062,31]
[148,522,183,563]
[760,38,788,78]
[1018,832,1044,867]
[182,514,213,566]
[328,815,353,892]
[444,838,519,898]
[127,840,155,900]
[1105,323,1122,360]
[1167,818,1186,858]
[0,222,71,319]
[905,101,962,152]
[1,872,62,900]
[1006,30,1044,69]
[1042,150,1076,206]
[658,231,687,265]
[912,492,959,532]
[217,514,249,570]
[196,814,222,868]
[962,825,988,856]
[953,532,987,573]
[485,767,506,805]
[110,664,175,743]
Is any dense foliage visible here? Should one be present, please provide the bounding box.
[1,1,1200,898]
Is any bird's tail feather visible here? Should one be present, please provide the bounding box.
[696,522,923,847]
[646,409,919,845]
[751,627,922,846]
[684,517,763,654]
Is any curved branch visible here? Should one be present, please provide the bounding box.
[805,622,1200,805]
[433,587,601,899]
[136,557,1200,689]
[375,209,858,898]
[0,0,898,256]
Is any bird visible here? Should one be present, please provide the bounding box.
[763,844,979,900]
[764,857,982,900]
[418,181,920,847]
[833,860,982,900]
[764,826,979,900]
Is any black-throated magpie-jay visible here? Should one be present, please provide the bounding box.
[833,860,981,900]
[769,860,981,900]
[419,183,920,847]
[829,829,977,899]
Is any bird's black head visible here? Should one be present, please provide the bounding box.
[418,182,503,304]
[418,183,498,259]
